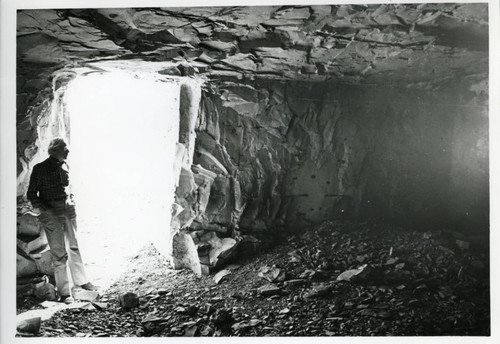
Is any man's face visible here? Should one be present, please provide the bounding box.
[53,144,69,161]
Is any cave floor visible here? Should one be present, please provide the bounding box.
[17,220,490,337]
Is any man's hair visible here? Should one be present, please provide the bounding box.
[48,138,67,156]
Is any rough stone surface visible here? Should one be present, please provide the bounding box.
[194,80,488,233]
[14,4,489,275]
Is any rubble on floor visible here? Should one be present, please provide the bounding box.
[17,220,490,337]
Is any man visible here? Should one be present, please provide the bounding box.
[27,138,98,304]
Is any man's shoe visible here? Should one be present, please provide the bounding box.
[59,295,74,304]
[79,282,100,291]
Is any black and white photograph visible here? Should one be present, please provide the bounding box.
[1,0,497,340]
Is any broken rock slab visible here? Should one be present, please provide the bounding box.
[73,289,99,302]
[258,265,286,283]
[213,269,232,284]
[284,279,307,287]
[303,283,332,299]
[17,301,93,324]
[336,264,369,282]
[258,284,281,297]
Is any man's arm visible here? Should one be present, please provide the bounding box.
[26,165,44,210]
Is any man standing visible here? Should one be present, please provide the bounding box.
[27,138,97,304]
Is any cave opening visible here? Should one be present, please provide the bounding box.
[54,64,188,288]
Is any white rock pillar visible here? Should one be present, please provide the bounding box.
[168,80,204,271]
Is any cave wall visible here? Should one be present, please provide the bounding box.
[194,78,488,235]
[15,69,488,277]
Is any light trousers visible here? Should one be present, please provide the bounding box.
[38,200,88,297]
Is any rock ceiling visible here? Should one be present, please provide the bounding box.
[17,3,488,86]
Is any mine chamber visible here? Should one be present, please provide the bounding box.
[18,61,489,278]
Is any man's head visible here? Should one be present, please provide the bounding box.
[48,138,69,162]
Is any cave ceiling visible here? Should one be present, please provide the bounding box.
[17,3,488,87]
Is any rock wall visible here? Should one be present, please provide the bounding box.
[16,70,488,277]
[193,78,488,235]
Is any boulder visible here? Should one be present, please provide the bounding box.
[16,254,38,278]
[119,292,140,309]
[33,280,57,301]
[17,213,43,236]
[17,317,41,334]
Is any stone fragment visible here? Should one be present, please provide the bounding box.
[185,305,199,317]
[209,236,238,268]
[284,279,307,287]
[288,250,303,263]
[142,314,165,333]
[358,309,392,319]
[456,239,470,250]
[395,262,406,270]
[200,303,216,315]
[119,292,140,309]
[17,239,31,257]
[33,280,57,301]
[385,257,399,265]
[304,283,332,299]
[178,64,197,76]
[73,289,99,302]
[184,325,198,336]
[336,264,368,282]
[299,269,315,279]
[258,265,286,282]
[26,231,48,253]
[158,66,181,76]
[17,214,43,236]
[78,303,96,311]
[17,317,41,334]
[258,284,281,297]
[157,288,168,295]
[16,254,38,278]
[91,302,109,310]
[200,40,237,52]
[225,263,241,270]
[232,321,249,331]
[213,269,232,284]
[211,309,234,332]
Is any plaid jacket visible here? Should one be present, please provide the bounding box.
[27,156,70,209]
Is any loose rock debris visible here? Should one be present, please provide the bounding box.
[17,220,490,337]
